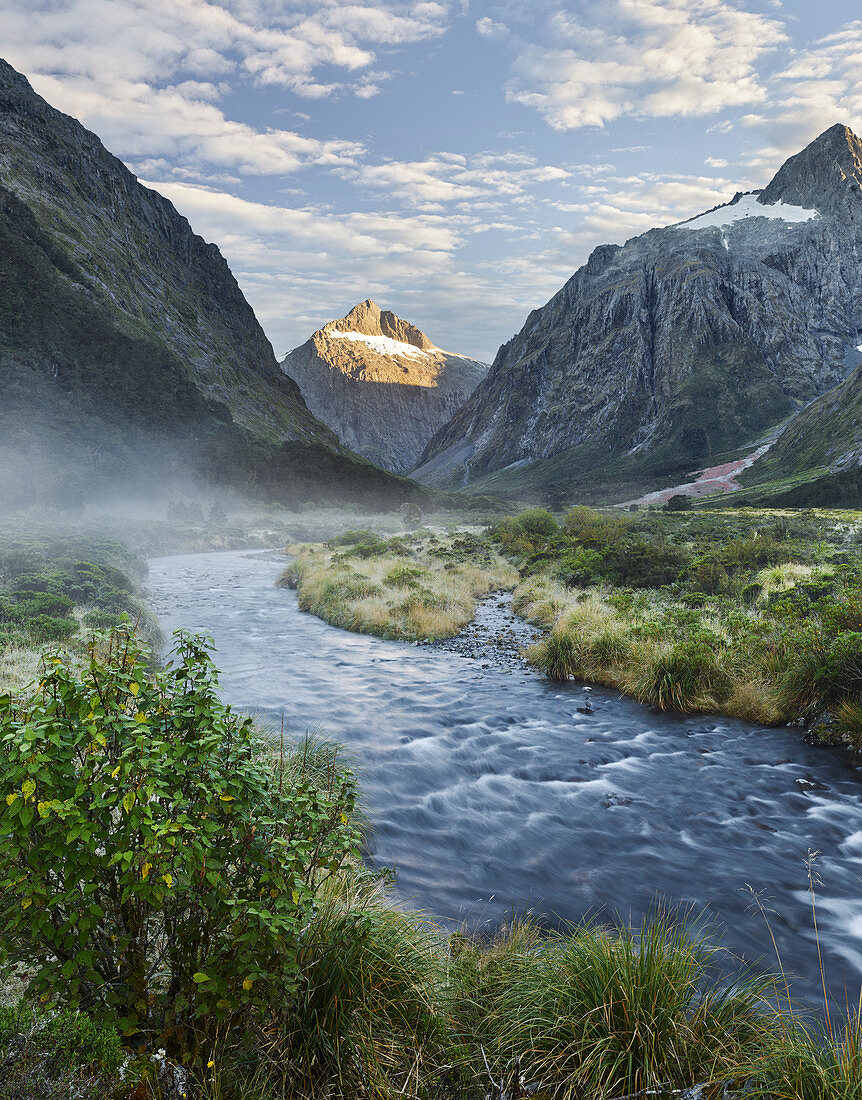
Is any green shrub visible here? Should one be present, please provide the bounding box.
[385,564,423,588]
[23,614,78,642]
[0,1004,125,1075]
[0,1004,132,1100]
[514,507,558,538]
[556,547,603,586]
[780,631,862,716]
[0,628,360,1060]
[562,506,629,544]
[1,590,74,619]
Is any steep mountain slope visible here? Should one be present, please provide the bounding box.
[0,58,423,508]
[0,57,326,444]
[416,125,862,501]
[281,300,487,472]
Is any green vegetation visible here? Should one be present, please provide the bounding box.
[0,630,359,1056]
[0,1003,133,1098]
[284,528,518,641]
[449,915,773,1098]
[0,532,153,693]
[2,622,862,1097]
[489,506,862,743]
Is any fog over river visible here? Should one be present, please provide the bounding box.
[149,548,862,1015]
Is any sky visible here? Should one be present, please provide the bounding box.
[3,1,862,363]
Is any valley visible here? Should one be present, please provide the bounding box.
[4,33,862,1100]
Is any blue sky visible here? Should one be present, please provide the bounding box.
[3,1,862,362]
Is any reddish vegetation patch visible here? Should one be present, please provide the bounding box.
[630,443,773,506]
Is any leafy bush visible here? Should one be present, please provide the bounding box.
[327,529,381,547]
[513,507,558,538]
[556,547,603,586]
[385,564,423,588]
[21,613,78,642]
[0,628,360,1059]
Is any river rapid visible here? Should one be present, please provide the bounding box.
[148,548,862,1014]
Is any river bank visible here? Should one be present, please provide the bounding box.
[286,507,862,749]
[5,542,862,1098]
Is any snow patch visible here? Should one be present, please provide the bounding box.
[328,330,432,359]
[676,193,818,232]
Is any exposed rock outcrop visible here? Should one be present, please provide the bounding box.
[416,125,862,499]
[281,300,487,471]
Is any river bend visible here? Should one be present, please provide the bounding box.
[148,549,862,1013]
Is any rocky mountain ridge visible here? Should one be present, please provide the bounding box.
[282,300,487,471]
[415,124,862,501]
[0,58,424,508]
[0,57,326,445]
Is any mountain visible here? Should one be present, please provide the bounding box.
[0,58,422,509]
[415,124,862,503]
[281,300,487,472]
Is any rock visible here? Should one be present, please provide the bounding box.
[416,125,862,498]
[281,300,488,471]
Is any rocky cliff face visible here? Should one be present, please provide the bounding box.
[281,300,487,471]
[0,57,329,445]
[416,124,862,498]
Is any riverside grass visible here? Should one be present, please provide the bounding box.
[5,634,862,1098]
[488,505,862,746]
[282,529,518,641]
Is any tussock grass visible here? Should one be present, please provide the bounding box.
[450,915,774,1100]
[282,532,518,641]
[504,508,862,728]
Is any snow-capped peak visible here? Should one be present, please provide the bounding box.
[327,330,434,360]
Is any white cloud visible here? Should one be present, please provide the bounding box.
[476,17,509,39]
[741,20,862,159]
[0,0,454,177]
[339,152,570,208]
[497,0,787,130]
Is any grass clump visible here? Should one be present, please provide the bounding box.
[450,915,772,1100]
[282,529,518,641]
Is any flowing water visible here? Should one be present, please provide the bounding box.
[149,548,862,1013]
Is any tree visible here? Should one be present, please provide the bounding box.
[0,628,359,1059]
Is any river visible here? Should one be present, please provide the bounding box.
[148,548,862,1014]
